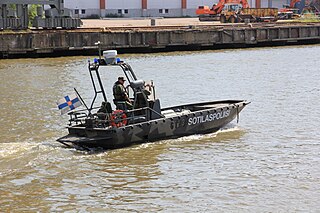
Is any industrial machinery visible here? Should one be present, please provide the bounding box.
[278,0,301,19]
[196,0,250,21]
[290,0,302,8]
[220,6,278,23]
[0,0,82,30]
[302,0,320,15]
[279,0,320,19]
[196,0,278,23]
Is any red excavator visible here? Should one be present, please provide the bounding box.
[196,0,250,21]
[196,0,278,23]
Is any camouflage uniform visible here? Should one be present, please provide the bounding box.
[113,81,132,109]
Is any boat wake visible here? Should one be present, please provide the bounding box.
[175,123,243,142]
[133,123,244,151]
[0,141,39,159]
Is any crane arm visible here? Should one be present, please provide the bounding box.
[212,0,227,14]
[240,0,250,8]
[196,0,251,16]
[290,0,301,8]
[212,0,250,13]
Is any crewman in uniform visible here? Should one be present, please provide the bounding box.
[113,77,132,110]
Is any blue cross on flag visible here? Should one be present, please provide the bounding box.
[57,93,82,115]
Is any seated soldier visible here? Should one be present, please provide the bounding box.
[113,77,133,110]
[97,101,107,120]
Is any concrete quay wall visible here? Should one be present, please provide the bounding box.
[1,23,320,58]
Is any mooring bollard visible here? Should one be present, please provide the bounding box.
[151,19,156,26]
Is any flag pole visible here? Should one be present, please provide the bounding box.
[74,88,90,112]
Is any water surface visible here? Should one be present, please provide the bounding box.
[0,45,319,212]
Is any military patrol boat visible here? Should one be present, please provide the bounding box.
[57,50,249,150]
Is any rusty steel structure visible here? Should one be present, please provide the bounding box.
[0,0,82,30]
[1,22,320,58]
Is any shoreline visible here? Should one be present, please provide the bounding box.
[1,18,319,59]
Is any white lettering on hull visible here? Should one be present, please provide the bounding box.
[187,110,231,126]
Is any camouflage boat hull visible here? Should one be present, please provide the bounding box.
[57,100,249,150]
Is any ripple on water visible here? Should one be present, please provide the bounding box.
[1,45,320,211]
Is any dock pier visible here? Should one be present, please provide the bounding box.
[1,22,320,58]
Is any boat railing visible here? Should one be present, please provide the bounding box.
[67,106,100,126]
[67,104,165,128]
[127,106,165,121]
[104,106,164,127]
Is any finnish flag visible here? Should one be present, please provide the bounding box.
[57,93,82,115]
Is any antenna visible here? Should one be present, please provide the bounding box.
[95,41,102,61]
